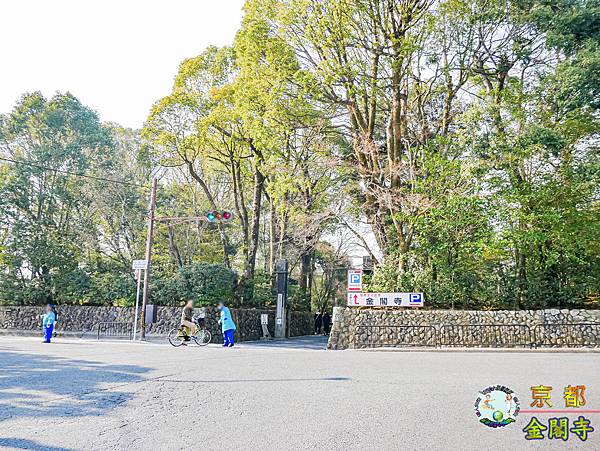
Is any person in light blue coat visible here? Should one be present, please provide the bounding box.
[217,302,236,347]
[42,304,56,343]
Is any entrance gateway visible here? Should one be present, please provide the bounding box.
[346,268,424,307]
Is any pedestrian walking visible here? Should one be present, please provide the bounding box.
[218,302,236,347]
[42,304,56,343]
[314,311,323,335]
[323,311,331,335]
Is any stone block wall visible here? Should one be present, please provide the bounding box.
[0,306,134,333]
[290,310,313,337]
[0,305,313,342]
[327,307,600,349]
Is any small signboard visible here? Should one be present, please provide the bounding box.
[261,314,269,325]
[132,259,148,270]
[347,269,363,292]
[347,292,424,307]
[145,304,157,324]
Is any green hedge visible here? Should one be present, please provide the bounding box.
[152,263,237,306]
[0,262,237,307]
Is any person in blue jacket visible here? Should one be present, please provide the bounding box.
[42,304,56,343]
[217,302,236,347]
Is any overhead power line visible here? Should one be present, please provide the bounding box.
[0,156,147,188]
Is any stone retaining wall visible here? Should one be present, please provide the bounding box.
[0,305,313,343]
[327,307,600,349]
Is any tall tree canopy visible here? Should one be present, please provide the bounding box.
[233,0,600,308]
[1,0,598,310]
[0,93,144,304]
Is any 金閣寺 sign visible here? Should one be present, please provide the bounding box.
[347,292,424,307]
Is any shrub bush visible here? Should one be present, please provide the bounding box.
[152,263,237,306]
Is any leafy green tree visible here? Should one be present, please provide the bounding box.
[0,92,114,303]
[2,0,598,311]
[245,0,599,309]
[0,93,153,306]
[151,262,237,306]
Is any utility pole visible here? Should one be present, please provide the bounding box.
[140,178,157,339]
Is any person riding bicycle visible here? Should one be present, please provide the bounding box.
[167,303,211,347]
[180,300,197,340]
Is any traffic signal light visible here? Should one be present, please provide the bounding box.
[206,210,233,223]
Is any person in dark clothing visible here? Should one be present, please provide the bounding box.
[322,312,331,335]
[314,312,323,335]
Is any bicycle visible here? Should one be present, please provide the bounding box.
[168,316,212,347]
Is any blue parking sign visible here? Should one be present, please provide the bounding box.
[409,293,423,305]
[348,270,363,292]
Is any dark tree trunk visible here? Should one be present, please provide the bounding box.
[167,226,183,268]
[237,144,265,303]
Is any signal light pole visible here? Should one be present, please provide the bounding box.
[134,180,234,339]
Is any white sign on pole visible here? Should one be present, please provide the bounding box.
[347,292,424,307]
[132,259,148,270]
[261,314,269,325]
[347,269,363,292]
[275,293,285,328]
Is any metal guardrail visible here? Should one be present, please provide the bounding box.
[533,323,600,347]
[96,322,133,340]
[438,324,533,348]
[354,325,438,348]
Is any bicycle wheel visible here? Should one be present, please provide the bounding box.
[193,329,212,346]
[168,328,186,347]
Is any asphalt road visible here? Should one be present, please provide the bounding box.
[1,336,599,450]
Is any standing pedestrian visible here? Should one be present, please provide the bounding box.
[217,302,236,347]
[42,304,56,343]
[322,311,331,335]
[314,311,323,335]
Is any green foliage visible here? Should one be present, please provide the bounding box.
[151,263,237,306]
[249,270,275,308]
[268,0,600,310]
[0,93,150,306]
[1,0,599,312]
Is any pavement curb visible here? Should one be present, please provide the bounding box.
[355,346,600,353]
